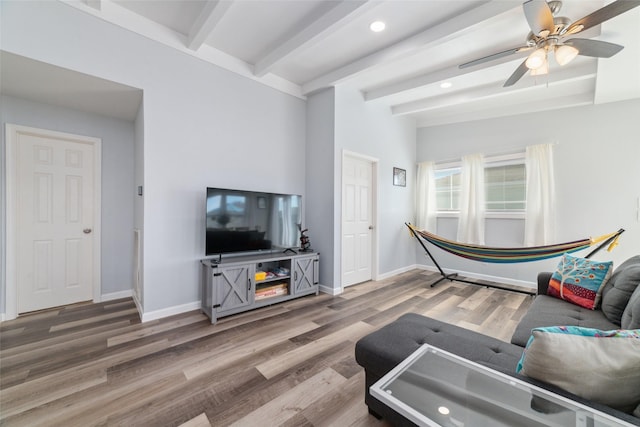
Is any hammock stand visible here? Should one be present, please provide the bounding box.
[405,223,625,296]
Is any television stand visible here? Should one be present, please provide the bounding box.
[200,251,320,324]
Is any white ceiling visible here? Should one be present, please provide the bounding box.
[5,0,640,126]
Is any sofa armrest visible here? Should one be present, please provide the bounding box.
[537,272,553,295]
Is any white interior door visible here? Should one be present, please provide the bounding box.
[342,154,375,287]
[14,127,99,313]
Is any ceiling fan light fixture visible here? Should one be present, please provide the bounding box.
[530,58,549,76]
[555,44,579,65]
[525,48,547,70]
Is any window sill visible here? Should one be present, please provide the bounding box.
[436,211,525,220]
[435,212,459,219]
[486,211,525,220]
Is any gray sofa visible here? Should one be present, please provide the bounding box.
[355,255,640,426]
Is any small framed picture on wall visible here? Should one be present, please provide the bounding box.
[393,167,406,187]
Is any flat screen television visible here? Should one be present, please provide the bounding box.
[205,187,302,256]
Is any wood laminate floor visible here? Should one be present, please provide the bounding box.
[0,270,534,427]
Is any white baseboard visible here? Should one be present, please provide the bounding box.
[100,289,133,302]
[319,284,342,296]
[1,267,532,324]
[376,264,420,281]
[140,301,201,323]
[132,293,143,320]
[416,264,535,289]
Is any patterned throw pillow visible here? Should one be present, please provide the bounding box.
[516,326,640,413]
[547,253,612,309]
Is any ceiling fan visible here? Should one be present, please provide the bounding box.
[460,0,640,87]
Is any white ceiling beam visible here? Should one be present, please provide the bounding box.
[186,0,234,51]
[84,0,102,11]
[365,51,529,102]
[254,0,373,78]
[301,0,518,95]
[416,92,594,128]
[391,62,598,115]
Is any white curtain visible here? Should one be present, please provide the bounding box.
[524,143,555,246]
[457,153,485,244]
[416,161,437,232]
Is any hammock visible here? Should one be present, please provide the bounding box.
[407,225,624,264]
[405,223,625,294]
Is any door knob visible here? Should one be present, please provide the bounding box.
[83,228,92,234]
[368,225,374,230]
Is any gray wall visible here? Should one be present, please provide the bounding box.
[6,1,634,316]
[417,99,640,286]
[1,0,307,314]
[305,84,417,293]
[334,83,417,281]
[305,88,336,292]
[0,95,136,311]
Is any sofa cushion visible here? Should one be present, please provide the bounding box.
[601,256,640,325]
[547,253,612,310]
[355,313,522,379]
[516,326,640,413]
[511,294,619,347]
[622,283,640,329]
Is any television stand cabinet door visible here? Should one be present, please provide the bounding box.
[201,261,253,323]
[293,254,319,296]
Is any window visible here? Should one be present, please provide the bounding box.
[435,168,461,211]
[434,155,525,213]
[485,163,526,211]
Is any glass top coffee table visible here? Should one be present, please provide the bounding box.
[370,344,635,427]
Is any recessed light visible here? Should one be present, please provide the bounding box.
[440,82,453,89]
[370,21,386,32]
[438,406,450,415]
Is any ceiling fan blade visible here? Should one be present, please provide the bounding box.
[503,60,529,87]
[523,0,554,36]
[459,46,531,69]
[565,38,624,58]
[564,0,640,35]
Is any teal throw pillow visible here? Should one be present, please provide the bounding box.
[547,253,612,309]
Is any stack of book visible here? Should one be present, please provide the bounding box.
[255,283,288,300]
